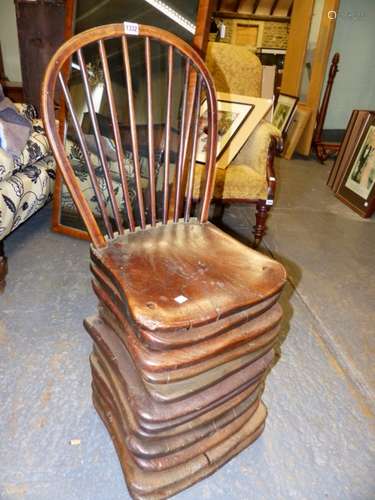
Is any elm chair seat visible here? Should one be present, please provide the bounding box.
[91,221,286,331]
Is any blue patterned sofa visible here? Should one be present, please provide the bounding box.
[0,103,56,290]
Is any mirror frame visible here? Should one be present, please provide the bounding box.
[280,0,339,155]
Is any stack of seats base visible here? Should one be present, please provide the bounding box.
[84,221,286,499]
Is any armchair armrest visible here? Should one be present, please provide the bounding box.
[230,120,281,205]
[14,102,38,121]
[265,134,278,207]
[231,120,281,175]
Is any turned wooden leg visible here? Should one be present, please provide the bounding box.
[0,240,7,293]
[253,201,269,248]
[212,201,225,222]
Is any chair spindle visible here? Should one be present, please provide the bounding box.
[98,39,136,232]
[58,72,114,237]
[77,48,123,235]
[145,37,156,227]
[121,35,146,229]
[199,80,218,223]
[162,45,173,225]
[173,59,191,223]
[184,76,202,222]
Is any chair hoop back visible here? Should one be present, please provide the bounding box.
[41,23,218,248]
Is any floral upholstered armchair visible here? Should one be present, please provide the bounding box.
[0,102,56,290]
[194,42,281,247]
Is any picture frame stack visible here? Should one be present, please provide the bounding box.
[327,110,375,218]
[272,93,298,136]
[196,92,273,171]
[282,103,312,160]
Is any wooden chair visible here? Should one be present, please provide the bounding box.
[41,23,286,499]
[203,42,282,247]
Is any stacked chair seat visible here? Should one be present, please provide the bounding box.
[85,221,286,498]
[41,23,287,500]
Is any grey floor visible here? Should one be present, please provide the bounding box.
[1,158,374,500]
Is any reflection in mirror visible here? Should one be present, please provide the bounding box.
[59,0,203,233]
[75,0,198,42]
[60,34,205,233]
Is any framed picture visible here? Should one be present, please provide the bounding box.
[282,103,312,160]
[336,118,375,218]
[196,92,273,170]
[272,93,298,135]
[328,110,374,193]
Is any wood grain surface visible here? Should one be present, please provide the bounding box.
[91,259,281,351]
[93,391,266,499]
[85,315,273,425]
[91,221,286,331]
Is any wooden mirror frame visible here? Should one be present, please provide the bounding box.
[280,0,339,155]
[51,0,216,241]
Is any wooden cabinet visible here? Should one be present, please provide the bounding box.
[14,0,70,111]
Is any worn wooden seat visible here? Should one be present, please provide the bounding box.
[86,315,273,425]
[92,358,263,453]
[41,22,287,499]
[93,368,261,473]
[95,306,276,403]
[92,355,264,442]
[91,260,280,351]
[93,278,282,379]
[93,390,266,499]
[91,221,286,331]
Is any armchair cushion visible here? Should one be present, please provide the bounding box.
[0,149,14,183]
[0,155,55,239]
[0,119,52,182]
[14,102,38,121]
[0,88,32,157]
[14,119,52,169]
[193,163,267,201]
[206,42,262,98]
[191,121,279,202]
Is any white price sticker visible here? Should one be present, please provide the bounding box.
[174,295,188,304]
[124,22,139,35]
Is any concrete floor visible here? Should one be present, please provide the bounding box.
[1,157,374,500]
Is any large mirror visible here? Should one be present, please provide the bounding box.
[52,0,214,239]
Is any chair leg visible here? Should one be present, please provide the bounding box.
[0,240,7,293]
[253,201,268,248]
[212,201,225,222]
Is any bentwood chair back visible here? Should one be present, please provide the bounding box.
[41,23,218,248]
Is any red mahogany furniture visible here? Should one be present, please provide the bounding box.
[41,23,286,499]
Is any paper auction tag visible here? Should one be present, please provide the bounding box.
[174,295,188,304]
[124,22,139,35]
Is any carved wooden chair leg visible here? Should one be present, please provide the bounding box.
[0,240,8,293]
[212,200,225,223]
[253,201,268,248]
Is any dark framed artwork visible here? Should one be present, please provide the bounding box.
[272,92,298,135]
[336,117,375,218]
[195,92,272,171]
[195,95,254,165]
